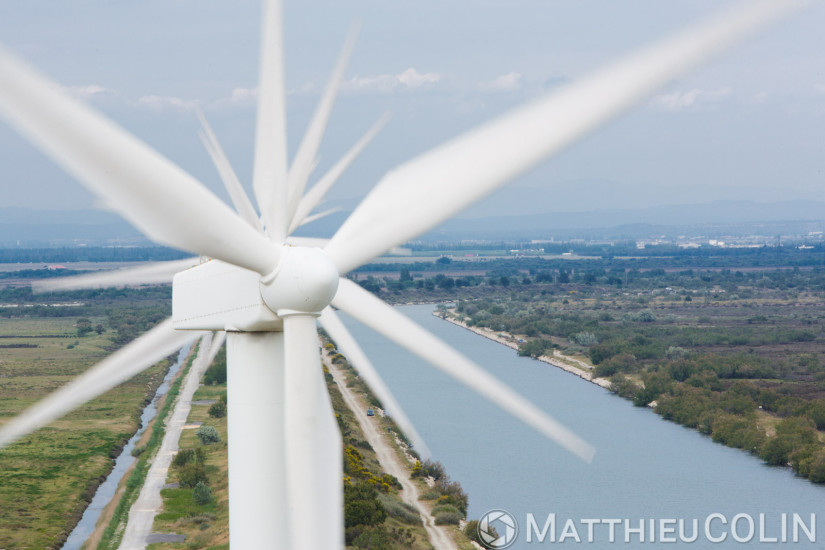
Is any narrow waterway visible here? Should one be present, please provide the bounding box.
[341,305,825,548]
[61,341,192,550]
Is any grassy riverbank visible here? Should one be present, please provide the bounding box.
[94,340,199,549]
[145,338,476,549]
[326,343,474,549]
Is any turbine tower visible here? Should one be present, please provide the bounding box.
[0,1,804,547]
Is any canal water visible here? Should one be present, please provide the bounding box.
[341,304,824,548]
[62,341,192,550]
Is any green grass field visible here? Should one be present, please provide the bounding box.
[0,314,169,549]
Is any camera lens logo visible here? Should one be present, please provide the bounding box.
[478,509,518,549]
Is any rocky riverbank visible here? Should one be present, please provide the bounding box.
[437,312,612,390]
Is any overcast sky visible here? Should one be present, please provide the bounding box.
[0,0,823,218]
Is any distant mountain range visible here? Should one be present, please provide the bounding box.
[3,198,824,247]
[453,180,825,219]
[424,199,825,241]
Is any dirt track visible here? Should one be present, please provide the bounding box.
[325,354,459,550]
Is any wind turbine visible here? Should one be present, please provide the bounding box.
[0,1,804,548]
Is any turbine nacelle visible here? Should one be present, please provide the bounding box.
[260,245,339,317]
[172,245,338,332]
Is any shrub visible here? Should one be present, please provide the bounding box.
[465,519,498,547]
[196,425,220,445]
[760,417,817,466]
[192,481,213,505]
[184,514,216,525]
[208,401,226,418]
[432,504,461,516]
[377,493,421,525]
[381,473,401,491]
[434,511,462,525]
[76,318,93,337]
[793,447,825,482]
[518,338,552,358]
[434,479,468,516]
[173,447,205,468]
[589,342,620,365]
[352,525,393,549]
[344,483,387,543]
[204,347,226,385]
[710,414,765,453]
[666,346,689,359]
[624,309,656,322]
[571,331,598,346]
[805,401,825,430]
[594,352,637,378]
[608,374,639,399]
[173,448,195,467]
[354,439,373,452]
[179,463,209,488]
[421,459,446,481]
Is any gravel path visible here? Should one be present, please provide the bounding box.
[119,332,214,550]
[326,355,459,550]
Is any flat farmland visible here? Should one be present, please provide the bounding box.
[0,291,171,549]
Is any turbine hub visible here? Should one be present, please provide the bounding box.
[260,245,339,316]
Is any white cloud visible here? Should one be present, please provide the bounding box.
[478,72,523,93]
[204,87,258,110]
[654,87,732,111]
[815,84,825,95]
[343,68,441,94]
[62,84,116,100]
[229,86,258,104]
[397,68,440,88]
[288,82,319,96]
[137,94,197,111]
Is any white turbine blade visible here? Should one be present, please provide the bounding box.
[285,236,330,248]
[32,258,199,293]
[0,319,194,449]
[319,307,431,459]
[282,315,343,549]
[286,25,359,226]
[0,48,281,277]
[289,114,389,234]
[283,236,408,257]
[196,109,262,231]
[324,0,805,274]
[205,331,227,367]
[332,279,595,462]
[298,207,341,228]
[253,0,289,241]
